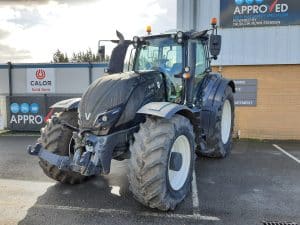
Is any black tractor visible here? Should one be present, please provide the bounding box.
[28,20,235,211]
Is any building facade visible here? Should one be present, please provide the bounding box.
[177,0,300,139]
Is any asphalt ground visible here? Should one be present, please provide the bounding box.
[0,135,299,225]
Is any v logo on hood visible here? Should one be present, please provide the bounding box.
[85,113,91,120]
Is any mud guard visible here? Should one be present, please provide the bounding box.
[137,102,197,120]
[198,73,235,142]
[50,98,81,111]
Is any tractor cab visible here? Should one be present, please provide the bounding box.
[99,19,222,106]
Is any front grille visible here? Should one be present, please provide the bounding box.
[262,221,298,225]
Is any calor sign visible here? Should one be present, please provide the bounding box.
[27,68,55,93]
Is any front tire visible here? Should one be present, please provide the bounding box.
[128,115,195,211]
[38,111,88,184]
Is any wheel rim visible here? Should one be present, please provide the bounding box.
[221,100,232,144]
[168,135,191,191]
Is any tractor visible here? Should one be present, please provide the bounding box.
[28,19,235,211]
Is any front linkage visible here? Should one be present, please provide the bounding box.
[28,116,137,176]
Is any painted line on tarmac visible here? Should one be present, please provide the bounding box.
[191,169,199,209]
[191,169,220,221]
[273,144,300,164]
[34,204,220,221]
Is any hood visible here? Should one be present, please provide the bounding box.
[78,71,139,129]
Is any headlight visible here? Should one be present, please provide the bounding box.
[177,31,183,38]
[133,36,139,43]
[93,106,122,128]
[176,31,184,44]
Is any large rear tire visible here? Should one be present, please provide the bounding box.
[38,111,88,184]
[198,86,235,158]
[128,115,195,211]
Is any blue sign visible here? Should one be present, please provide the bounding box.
[20,103,30,113]
[221,0,300,28]
[10,103,20,114]
[235,0,244,5]
[30,103,39,114]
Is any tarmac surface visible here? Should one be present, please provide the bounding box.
[0,135,299,225]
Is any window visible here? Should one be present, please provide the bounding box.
[195,41,206,77]
[123,45,136,72]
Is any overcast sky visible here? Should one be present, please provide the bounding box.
[0,0,176,63]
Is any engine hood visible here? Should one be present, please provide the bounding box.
[78,72,140,129]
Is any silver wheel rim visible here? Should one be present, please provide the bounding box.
[221,100,232,144]
[168,135,191,191]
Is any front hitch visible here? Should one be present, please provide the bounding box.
[27,143,71,171]
[27,126,138,176]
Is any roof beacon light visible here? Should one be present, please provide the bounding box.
[146,25,152,35]
[211,17,217,26]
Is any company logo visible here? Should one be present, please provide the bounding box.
[30,103,39,114]
[10,103,40,114]
[234,0,288,15]
[10,103,20,114]
[10,102,43,125]
[20,103,30,113]
[85,113,91,120]
[35,69,46,80]
[235,0,264,5]
[235,0,265,5]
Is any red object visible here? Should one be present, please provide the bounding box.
[44,108,54,123]
[36,69,46,80]
[269,0,279,12]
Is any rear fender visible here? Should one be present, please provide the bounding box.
[198,73,235,138]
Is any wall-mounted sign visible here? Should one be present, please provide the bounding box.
[7,95,80,131]
[7,96,46,131]
[27,68,55,93]
[233,79,257,106]
[220,0,300,28]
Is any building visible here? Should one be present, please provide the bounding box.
[177,0,300,139]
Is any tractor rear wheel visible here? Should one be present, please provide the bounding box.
[199,86,235,158]
[128,115,195,211]
[38,111,88,184]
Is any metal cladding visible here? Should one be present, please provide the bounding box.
[177,0,300,65]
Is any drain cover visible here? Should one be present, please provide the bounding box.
[262,221,297,225]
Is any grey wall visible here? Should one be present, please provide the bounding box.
[0,63,107,96]
[0,68,9,95]
[0,63,107,130]
[177,0,300,66]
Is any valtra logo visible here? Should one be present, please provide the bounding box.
[35,69,46,80]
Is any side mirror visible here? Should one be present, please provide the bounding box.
[98,45,105,62]
[209,34,221,59]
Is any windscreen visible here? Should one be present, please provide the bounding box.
[134,37,184,103]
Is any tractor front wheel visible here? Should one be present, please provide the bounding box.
[38,111,89,184]
[128,115,195,211]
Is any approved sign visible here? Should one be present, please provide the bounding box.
[27,68,55,93]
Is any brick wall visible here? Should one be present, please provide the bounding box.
[213,65,300,140]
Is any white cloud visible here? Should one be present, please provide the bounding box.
[0,0,176,63]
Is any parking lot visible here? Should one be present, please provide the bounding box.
[0,135,299,225]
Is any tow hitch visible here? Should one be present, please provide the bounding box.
[27,126,138,176]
